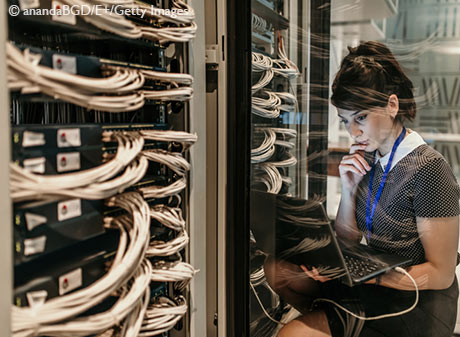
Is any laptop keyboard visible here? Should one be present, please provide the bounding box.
[343,254,384,280]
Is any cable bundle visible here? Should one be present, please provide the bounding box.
[139,177,187,199]
[150,205,186,231]
[251,129,276,163]
[147,230,189,257]
[10,132,147,202]
[11,192,151,337]
[253,163,282,194]
[252,69,274,93]
[8,43,196,112]
[252,52,273,72]
[141,87,193,102]
[7,43,145,112]
[150,260,197,283]
[273,35,300,79]
[252,91,281,118]
[142,149,191,176]
[139,129,198,146]
[138,296,187,337]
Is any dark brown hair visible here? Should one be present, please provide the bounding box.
[331,41,416,122]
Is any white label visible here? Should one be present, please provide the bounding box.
[26,290,48,307]
[23,157,46,174]
[57,199,81,221]
[56,152,80,172]
[51,1,77,25]
[57,128,81,147]
[25,212,48,231]
[24,236,46,256]
[59,268,82,295]
[52,54,77,74]
[22,131,45,147]
[18,0,40,10]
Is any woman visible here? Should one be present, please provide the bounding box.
[264,41,460,337]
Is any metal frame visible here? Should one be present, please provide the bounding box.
[226,0,251,335]
[189,0,208,335]
[1,0,12,334]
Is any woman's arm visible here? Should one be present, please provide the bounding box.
[373,216,459,290]
[335,144,370,243]
[335,190,362,243]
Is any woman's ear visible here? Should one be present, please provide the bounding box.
[387,94,399,119]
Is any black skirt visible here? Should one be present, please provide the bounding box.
[318,277,459,337]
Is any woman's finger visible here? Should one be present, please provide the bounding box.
[349,143,368,154]
[339,163,364,176]
[340,156,369,174]
[344,153,372,171]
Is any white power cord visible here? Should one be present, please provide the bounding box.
[142,149,191,176]
[314,267,419,321]
[138,296,187,337]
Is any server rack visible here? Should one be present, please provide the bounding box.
[6,0,205,336]
[226,1,331,335]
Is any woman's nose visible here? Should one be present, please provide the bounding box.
[349,122,362,140]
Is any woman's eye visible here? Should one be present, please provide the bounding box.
[356,115,367,122]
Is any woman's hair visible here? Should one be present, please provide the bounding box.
[331,41,416,122]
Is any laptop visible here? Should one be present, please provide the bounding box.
[250,191,412,287]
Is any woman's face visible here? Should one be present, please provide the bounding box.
[336,103,398,153]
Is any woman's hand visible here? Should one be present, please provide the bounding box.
[300,265,331,283]
[339,144,372,192]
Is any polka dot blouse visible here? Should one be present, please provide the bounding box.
[355,144,460,265]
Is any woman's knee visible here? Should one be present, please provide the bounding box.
[277,311,332,337]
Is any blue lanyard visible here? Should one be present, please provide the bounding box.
[366,127,406,240]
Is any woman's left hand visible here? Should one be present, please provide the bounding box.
[300,265,332,283]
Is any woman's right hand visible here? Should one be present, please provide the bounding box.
[338,144,372,192]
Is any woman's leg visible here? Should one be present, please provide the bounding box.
[264,256,322,314]
[277,310,332,337]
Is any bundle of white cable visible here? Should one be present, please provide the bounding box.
[138,0,195,25]
[276,92,297,112]
[7,43,146,112]
[11,192,151,336]
[140,69,193,85]
[146,230,189,257]
[252,91,281,118]
[150,205,185,231]
[273,36,300,79]
[252,52,273,72]
[140,22,197,44]
[142,87,193,101]
[252,69,274,93]
[253,164,282,194]
[61,0,143,39]
[251,129,276,163]
[150,261,197,282]
[139,129,198,145]
[268,152,297,168]
[271,127,297,138]
[250,267,266,287]
[139,177,187,199]
[138,296,187,337]
[142,149,191,176]
[10,132,146,202]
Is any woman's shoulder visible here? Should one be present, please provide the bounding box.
[408,143,447,166]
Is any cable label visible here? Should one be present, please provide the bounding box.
[52,54,77,74]
[23,157,46,174]
[56,152,81,172]
[23,236,46,256]
[57,199,82,221]
[59,268,82,295]
[57,128,81,147]
[22,131,45,147]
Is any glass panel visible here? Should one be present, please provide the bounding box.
[249,0,311,335]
